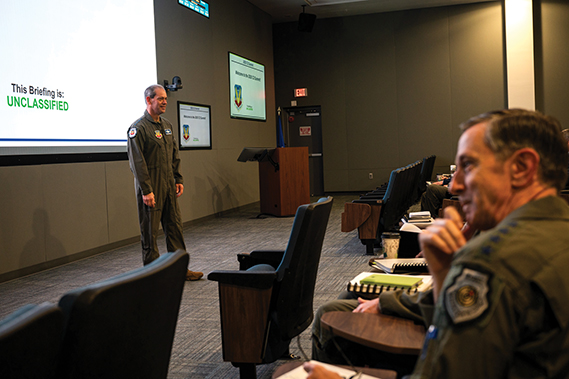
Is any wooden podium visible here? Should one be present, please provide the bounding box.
[259,147,310,216]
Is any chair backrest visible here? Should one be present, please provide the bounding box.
[56,250,189,379]
[0,302,64,379]
[382,160,423,230]
[406,159,424,206]
[417,155,436,194]
[274,196,333,340]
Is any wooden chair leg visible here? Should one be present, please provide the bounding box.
[238,363,257,379]
[365,240,375,255]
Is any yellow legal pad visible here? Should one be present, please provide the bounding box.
[359,274,423,288]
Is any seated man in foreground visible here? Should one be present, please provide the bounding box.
[306,109,569,378]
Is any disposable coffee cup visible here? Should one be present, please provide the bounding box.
[381,232,400,258]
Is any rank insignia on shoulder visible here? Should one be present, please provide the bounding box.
[444,268,490,324]
[128,128,137,138]
[155,130,163,139]
[165,129,172,135]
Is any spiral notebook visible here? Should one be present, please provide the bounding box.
[347,272,432,297]
[359,274,422,287]
[369,258,429,274]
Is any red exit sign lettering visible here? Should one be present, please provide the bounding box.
[294,88,308,97]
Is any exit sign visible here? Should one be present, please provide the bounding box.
[294,88,308,97]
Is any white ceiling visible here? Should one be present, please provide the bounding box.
[246,0,497,23]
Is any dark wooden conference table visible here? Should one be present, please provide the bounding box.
[321,311,425,355]
[272,311,425,378]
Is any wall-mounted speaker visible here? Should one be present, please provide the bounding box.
[298,12,316,32]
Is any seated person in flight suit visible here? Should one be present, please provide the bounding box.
[306,109,569,379]
[420,182,451,217]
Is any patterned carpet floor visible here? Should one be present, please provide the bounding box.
[0,194,383,379]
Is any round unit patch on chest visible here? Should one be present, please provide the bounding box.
[445,268,490,324]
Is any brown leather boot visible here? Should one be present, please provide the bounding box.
[186,270,204,281]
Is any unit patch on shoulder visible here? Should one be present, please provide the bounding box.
[164,129,172,136]
[155,130,163,139]
[444,268,490,324]
[128,127,137,138]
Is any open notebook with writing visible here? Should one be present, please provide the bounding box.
[275,360,379,379]
[347,272,432,297]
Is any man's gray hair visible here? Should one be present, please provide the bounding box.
[459,109,568,191]
[144,84,166,103]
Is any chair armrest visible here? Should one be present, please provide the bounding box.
[353,199,384,204]
[237,250,285,270]
[208,270,277,289]
[210,271,276,363]
[341,202,371,232]
[341,201,383,240]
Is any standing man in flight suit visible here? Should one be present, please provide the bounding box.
[127,84,203,281]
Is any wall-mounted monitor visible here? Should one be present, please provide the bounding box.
[178,0,210,18]
[228,52,266,122]
[177,101,212,150]
[0,0,157,166]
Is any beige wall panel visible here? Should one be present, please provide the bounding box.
[233,154,262,206]
[1,0,271,280]
[349,168,395,192]
[42,163,109,261]
[395,8,453,165]
[540,0,569,128]
[0,166,45,275]
[105,160,140,243]
[274,3,505,192]
[323,169,351,193]
[216,148,251,211]
[216,122,259,150]
[448,4,505,162]
[320,106,349,178]
[179,149,223,219]
[343,14,400,172]
[154,0,274,216]
[274,19,349,174]
[257,122,276,147]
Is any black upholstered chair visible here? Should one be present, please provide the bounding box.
[382,160,422,230]
[342,155,436,254]
[0,302,65,379]
[417,154,436,196]
[208,197,334,379]
[56,249,189,379]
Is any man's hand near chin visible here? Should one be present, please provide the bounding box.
[419,206,467,301]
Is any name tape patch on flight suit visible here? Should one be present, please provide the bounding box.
[128,127,137,138]
[445,268,489,324]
